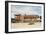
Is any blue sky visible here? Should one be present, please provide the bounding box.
[11,5,42,18]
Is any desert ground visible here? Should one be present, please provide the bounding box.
[11,22,41,29]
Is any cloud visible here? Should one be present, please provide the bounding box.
[12,10,39,15]
[11,5,41,18]
[26,11,38,15]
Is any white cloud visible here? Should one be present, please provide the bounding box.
[11,10,39,18]
[11,5,40,18]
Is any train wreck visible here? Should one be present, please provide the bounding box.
[11,14,42,25]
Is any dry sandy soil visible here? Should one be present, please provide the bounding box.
[11,22,41,29]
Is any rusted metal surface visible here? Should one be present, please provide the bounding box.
[11,15,41,23]
[15,15,40,20]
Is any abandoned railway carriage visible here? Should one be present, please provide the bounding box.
[11,14,41,23]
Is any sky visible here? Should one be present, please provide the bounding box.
[11,5,42,18]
